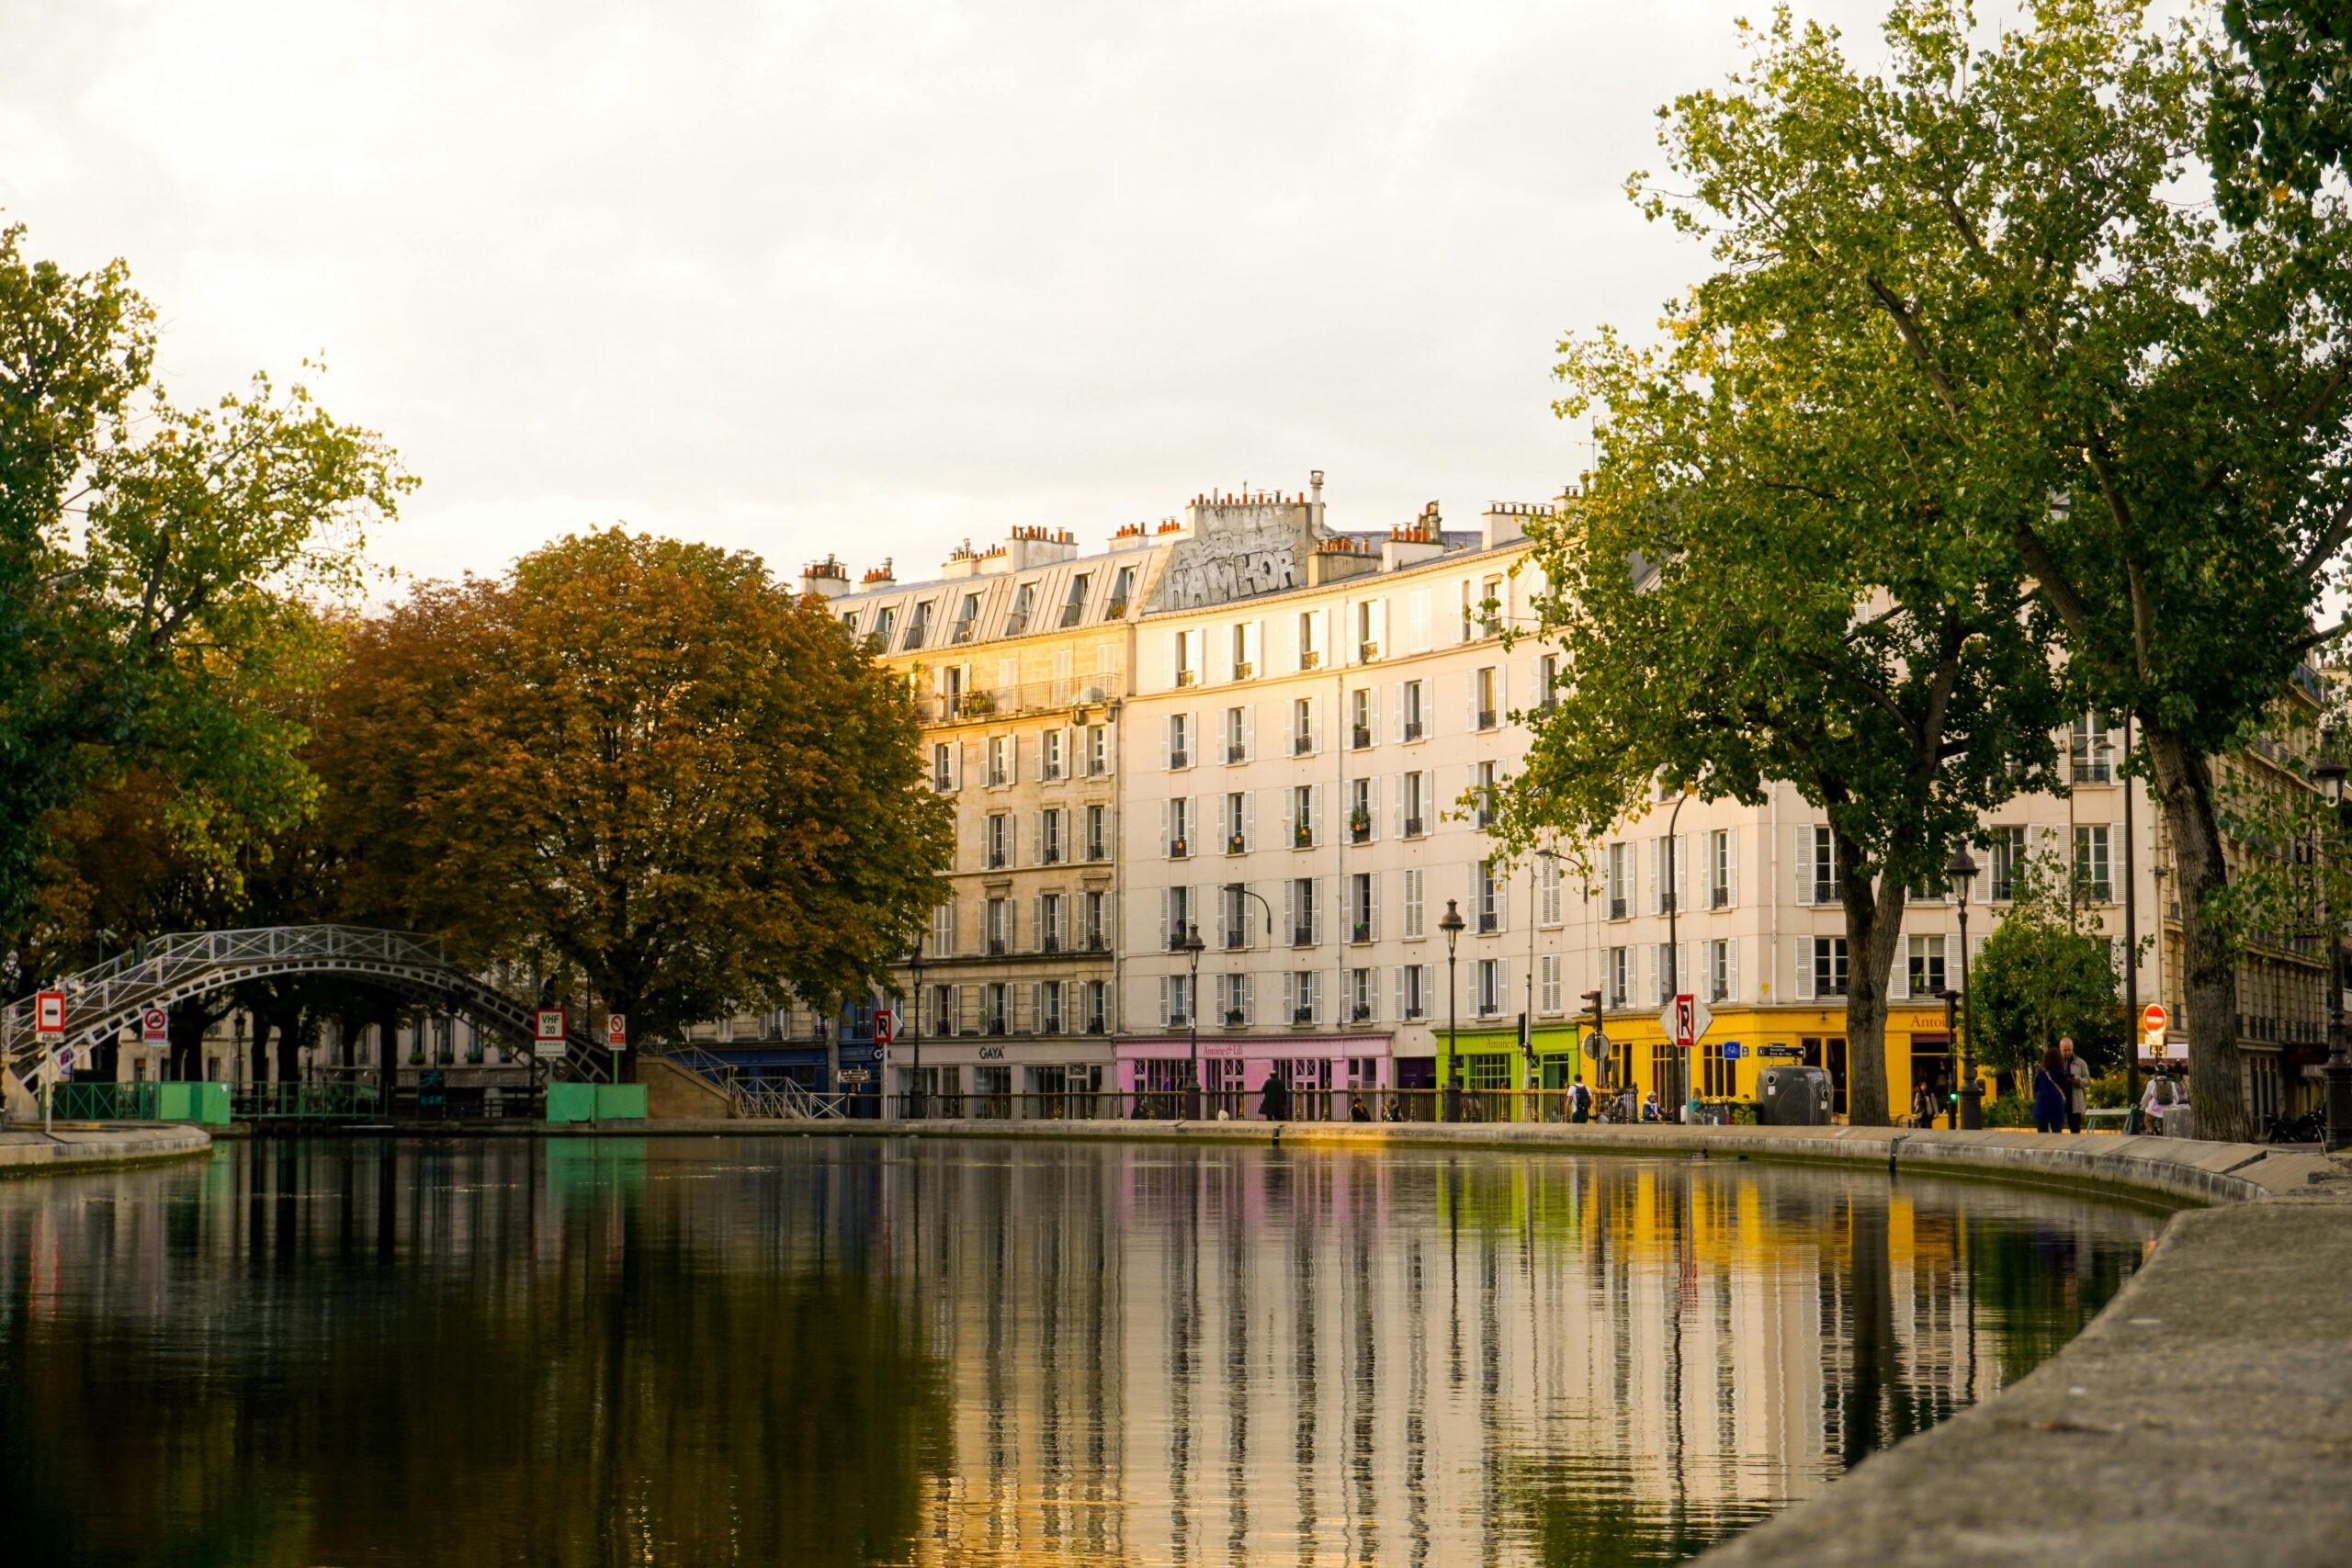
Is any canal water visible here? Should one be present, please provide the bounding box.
[0,1136,2164,1567]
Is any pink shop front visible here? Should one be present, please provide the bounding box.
[1113,1033,1391,1119]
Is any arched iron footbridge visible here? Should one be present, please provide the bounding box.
[2,926,615,1087]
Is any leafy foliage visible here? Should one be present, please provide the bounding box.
[2208,1,2352,220]
[1515,0,2352,1138]
[1968,852,2129,1077]
[317,528,951,1043]
[0,223,409,979]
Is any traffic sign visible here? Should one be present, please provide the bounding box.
[606,1013,628,1049]
[874,1009,896,1047]
[35,990,64,1037]
[1658,993,1713,1049]
[1583,1031,1609,1062]
[533,1007,568,1059]
[2140,1003,2167,1043]
[1721,1041,1744,1060]
[141,1007,168,1045]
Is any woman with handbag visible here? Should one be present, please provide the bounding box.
[2031,1046,2070,1134]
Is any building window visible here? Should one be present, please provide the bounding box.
[1085,804,1108,862]
[1701,1040,1733,1098]
[1607,841,1631,920]
[1087,725,1109,776]
[1403,771,1429,837]
[1537,653,1559,709]
[1038,895,1064,953]
[1221,972,1252,1025]
[2074,825,2113,902]
[1225,791,1249,855]
[1166,974,1193,1027]
[1297,610,1322,671]
[1476,861,1503,933]
[1402,964,1430,1021]
[1226,705,1249,764]
[1803,826,1838,905]
[1474,667,1498,730]
[1291,877,1317,946]
[1060,573,1090,627]
[1167,886,1193,950]
[1039,808,1064,864]
[1709,829,1734,908]
[1168,713,1191,771]
[1292,784,1316,849]
[1656,942,1683,1004]
[1293,697,1315,755]
[2070,712,2115,784]
[985,897,1011,955]
[986,814,1011,870]
[1475,761,1498,829]
[1349,872,1376,942]
[1402,680,1426,742]
[1539,857,1563,926]
[1606,947,1630,1008]
[1083,890,1108,951]
[1476,959,1503,1017]
[1107,566,1135,617]
[988,736,1012,787]
[1987,826,2025,901]
[902,600,933,650]
[1347,967,1376,1023]
[1350,777,1375,842]
[1291,970,1318,1025]
[984,982,1008,1033]
[1403,868,1425,938]
[1168,796,1193,859]
[1221,883,1250,950]
[931,900,955,957]
[1351,687,1375,750]
[1173,628,1198,686]
[1707,938,1735,1002]
[1812,936,1849,998]
[932,741,955,793]
[1907,934,1946,998]
[1657,833,1679,914]
[1042,728,1065,781]
[1086,981,1109,1033]
[1230,621,1255,679]
[1539,954,1563,1015]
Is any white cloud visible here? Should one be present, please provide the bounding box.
[2,0,1907,586]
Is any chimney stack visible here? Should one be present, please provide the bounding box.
[800,555,851,599]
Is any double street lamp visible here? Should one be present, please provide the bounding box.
[1182,923,1206,1120]
[1440,898,1465,1122]
[1945,843,1982,1130]
[906,937,925,1122]
[2314,755,2350,1151]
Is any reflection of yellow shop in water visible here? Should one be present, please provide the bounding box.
[1436,1005,1977,1117]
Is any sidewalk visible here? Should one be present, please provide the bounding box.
[0,1122,214,1173]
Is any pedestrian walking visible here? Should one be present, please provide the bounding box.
[2141,1069,2179,1135]
[2031,1047,2070,1134]
[1569,1079,1590,1124]
[1912,1079,1939,1130]
[2058,1037,2092,1134]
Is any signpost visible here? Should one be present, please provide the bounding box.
[533,1008,568,1060]
[1721,1042,1744,1060]
[2140,1003,2167,1046]
[606,1013,628,1050]
[141,1007,168,1046]
[874,1009,896,1048]
[35,990,65,1038]
[1657,994,1713,1050]
[1582,1031,1609,1062]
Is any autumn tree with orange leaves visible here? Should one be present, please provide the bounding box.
[318,528,950,1046]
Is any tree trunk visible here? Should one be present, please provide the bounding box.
[166,998,211,1082]
[2141,722,2249,1141]
[1837,842,1903,1127]
[271,1002,306,1082]
[375,992,403,1121]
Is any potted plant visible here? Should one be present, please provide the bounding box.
[1350,807,1371,841]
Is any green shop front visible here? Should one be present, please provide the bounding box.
[1434,1023,1593,1114]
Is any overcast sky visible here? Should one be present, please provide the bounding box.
[5,0,1935,590]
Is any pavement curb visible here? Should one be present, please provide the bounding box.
[0,1122,214,1175]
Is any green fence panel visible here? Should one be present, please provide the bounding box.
[593,1085,648,1122]
[546,1083,599,1123]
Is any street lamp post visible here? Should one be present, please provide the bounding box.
[2314,754,2350,1151]
[1936,987,1960,1129]
[1946,844,1982,1129]
[907,938,925,1122]
[1440,899,1466,1122]
[1182,923,1206,1120]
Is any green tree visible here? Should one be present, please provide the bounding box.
[0,223,409,978]
[1558,0,2352,1138]
[2208,1,2352,219]
[319,528,951,1045]
[1969,852,2129,1079]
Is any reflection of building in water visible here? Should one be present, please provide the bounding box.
[891,1147,2079,1567]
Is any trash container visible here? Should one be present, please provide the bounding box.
[1755,1066,1832,1126]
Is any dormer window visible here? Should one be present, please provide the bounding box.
[951,593,980,644]
[901,601,933,651]
[1061,573,1091,628]
[1107,567,1135,618]
[871,606,896,649]
[1007,582,1035,637]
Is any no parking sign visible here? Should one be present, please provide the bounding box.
[141,1007,168,1045]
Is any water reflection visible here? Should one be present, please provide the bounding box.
[0,1137,2160,1567]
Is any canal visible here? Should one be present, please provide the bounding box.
[0,1136,2165,1567]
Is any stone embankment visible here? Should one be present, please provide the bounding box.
[0,1122,213,1173]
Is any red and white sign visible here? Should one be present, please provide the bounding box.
[1659,993,1712,1050]
[2141,1003,2168,1040]
[605,1013,627,1049]
[35,990,65,1037]
[141,1007,169,1044]
[874,1009,896,1048]
[533,1008,568,1058]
